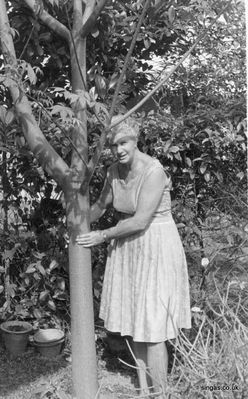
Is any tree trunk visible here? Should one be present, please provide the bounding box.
[65,2,99,395]
[65,183,98,399]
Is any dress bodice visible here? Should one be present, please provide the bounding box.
[106,159,171,218]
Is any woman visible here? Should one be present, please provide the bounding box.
[76,116,191,397]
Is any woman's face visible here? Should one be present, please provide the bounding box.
[110,132,137,165]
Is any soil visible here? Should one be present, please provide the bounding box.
[6,325,27,332]
[0,331,138,399]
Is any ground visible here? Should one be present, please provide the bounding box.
[0,330,139,399]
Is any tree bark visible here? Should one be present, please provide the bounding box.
[67,1,100,397]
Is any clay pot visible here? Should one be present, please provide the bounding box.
[0,320,33,356]
[33,328,65,358]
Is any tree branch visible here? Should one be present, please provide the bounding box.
[82,0,96,25]
[109,0,152,121]
[85,0,232,187]
[26,92,88,169]
[23,0,71,42]
[0,0,70,188]
[85,0,151,186]
[80,0,108,38]
[110,1,232,130]
[69,0,89,174]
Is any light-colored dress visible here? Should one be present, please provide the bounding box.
[99,159,191,342]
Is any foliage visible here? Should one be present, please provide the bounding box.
[5,1,180,103]
[0,214,69,327]
[139,96,246,239]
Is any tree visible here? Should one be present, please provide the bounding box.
[0,0,238,397]
[0,1,99,397]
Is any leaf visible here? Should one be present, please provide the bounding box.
[168,6,176,23]
[34,252,46,259]
[26,265,36,274]
[39,290,49,302]
[33,308,43,319]
[0,105,7,123]
[94,102,109,123]
[50,104,74,121]
[108,72,119,90]
[15,305,29,318]
[5,110,15,125]
[174,152,182,161]
[200,163,207,174]
[64,91,79,103]
[176,223,186,229]
[144,38,151,49]
[189,169,195,180]
[33,272,40,280]
[169,145,180,153]
[53,292,67,301]
[91,29,99,38]
[94,287,100,299]
[26,63,37,85]
[25,277,30,285]
[185,157,192,167]
[49,259,58,271]
[57,278,65,291]
[89,86,98,100]
[204,172,211,182]
[163,140,172,155]
[215,172,223,182]
[87,65,98,81]
[0,286,4,294]
[237,172,244,179]
[7,285,16,298]
[95,75,107,98]
[2,248,16,261]
[47,300,56,311]
[37,262,46,276]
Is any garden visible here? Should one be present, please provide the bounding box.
[0,0,247,398]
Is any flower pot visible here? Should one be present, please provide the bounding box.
[33,328,64,343]
[33,328,65,358]
[34,337,64,358]
[0,320,33,356]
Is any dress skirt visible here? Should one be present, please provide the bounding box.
[99,214,192,342]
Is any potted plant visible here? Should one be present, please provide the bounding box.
[0,320,33,356]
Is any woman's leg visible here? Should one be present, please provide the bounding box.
[132,341,150,396]
[147,342,168,398]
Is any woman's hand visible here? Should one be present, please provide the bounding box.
[76,231,104,247]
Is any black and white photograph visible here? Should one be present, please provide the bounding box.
[0,1,247,398]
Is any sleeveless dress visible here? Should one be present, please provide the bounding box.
[99,159,191,342]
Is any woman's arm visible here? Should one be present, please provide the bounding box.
[90,177,113,223]
[76,167,170,247]
[104,167,168,238]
